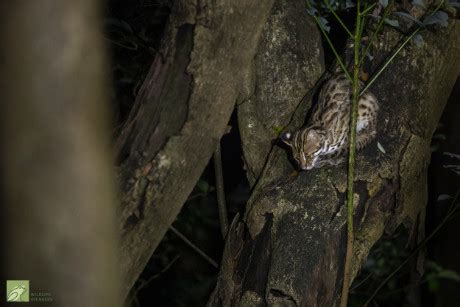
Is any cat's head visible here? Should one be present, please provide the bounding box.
[281,128,323,170]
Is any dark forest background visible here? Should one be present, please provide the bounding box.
[104,1,460,306]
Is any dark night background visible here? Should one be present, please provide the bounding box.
[104,1,459,306]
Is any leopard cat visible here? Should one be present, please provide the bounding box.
[281,74,379,171]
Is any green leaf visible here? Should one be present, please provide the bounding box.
[426,260,443,272]
[345,0,355,8]
[423,11,449,27]
[428,278,440,293]
[272,125,284,136]
[431,144,440,152]
[196,180,210,193]
[318,16,331,32]
[437,194,452,201]
[393,11,423,25]
[449,0,460,8]
[307,7,318,16]
[377,142,386,154]
[384,18,400,28]
[432,133,447,140]
[366,52,374,61]
[412,0,427,8]
[438,270,460,282]
[443,152,460,159]
[412,34,425,47]
[379,0,389,8]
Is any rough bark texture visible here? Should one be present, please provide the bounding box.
[115,0,276,296]
[237,0,325,186]
[209,2,460,306]
[1,1,120,306]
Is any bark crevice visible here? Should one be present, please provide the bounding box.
[115,0,277,296]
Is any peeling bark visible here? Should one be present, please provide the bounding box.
[115,0,276,296]
[209,1,460,305]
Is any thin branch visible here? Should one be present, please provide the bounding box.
[361,0,446,95]
[315,16,353,81]
[340,0,362,305]
[128,255,180,306]
[187,190,214,202]
[169,225,218,269]
[360,3,377,16]
[358,3,367,38]
[350,272,373,291]
[307,0,352,81]
[323,0,354,38]
[360,27,421,95]
[360,0,395,66]
[213,142,229,239]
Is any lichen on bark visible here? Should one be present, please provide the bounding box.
[209,2,460,305]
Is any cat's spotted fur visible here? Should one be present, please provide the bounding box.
[282,74,379,170]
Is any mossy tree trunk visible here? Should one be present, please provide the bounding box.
[114,0,276,297]
[208,1,460,306]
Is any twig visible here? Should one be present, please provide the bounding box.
[128,255,180,306]
[323,0,354,38]
[169,225,219,269]
[360,0,395,66]
[340,1,362,306]
[307,0,352,82]
[350,272,373,291]
[361,0,445,95]
[187,190,214,202]
[213,142,229,238]
[361,3,377,16]
[360,27,420,95]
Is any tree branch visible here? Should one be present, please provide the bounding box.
[115,0,276,297]
[209,1,460,305]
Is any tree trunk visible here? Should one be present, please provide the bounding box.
[1,1,120,306]
[115,0,276,296]
[208,1,460,306]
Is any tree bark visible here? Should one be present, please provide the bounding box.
[115,0,276,296]
[1,1,120,306]
[209,1,460,306]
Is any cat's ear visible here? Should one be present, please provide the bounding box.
[280,132,293,147]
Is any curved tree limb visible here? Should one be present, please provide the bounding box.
[115,0,276,296]
[209,1,460,305]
